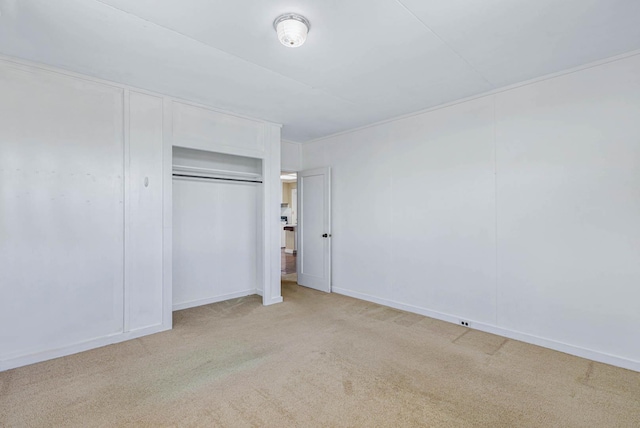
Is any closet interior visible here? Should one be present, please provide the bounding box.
[172,146,263,310]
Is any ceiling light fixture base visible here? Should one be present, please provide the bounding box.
[273,13,311,32]
[273,13,311,48]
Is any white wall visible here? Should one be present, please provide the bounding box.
[281,140,302,172]
[302,53,640,371]
[173,179,259,309]
[127,91,165,332]
[0,56,282,371]
[0,62,127,362]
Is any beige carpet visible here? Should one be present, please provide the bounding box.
[1,279,639,427]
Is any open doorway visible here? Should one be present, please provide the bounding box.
[280,172,297,282]
[280,167,332,293]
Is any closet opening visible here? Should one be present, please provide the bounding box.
[172,147,264,311]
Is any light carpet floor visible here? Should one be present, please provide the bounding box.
[1,278,639,427]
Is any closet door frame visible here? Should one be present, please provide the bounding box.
[167,104,282,309]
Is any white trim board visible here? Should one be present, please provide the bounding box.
[172,289,258,311]
[332,287,640,373]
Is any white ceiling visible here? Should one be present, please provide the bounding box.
[0,0,638,142]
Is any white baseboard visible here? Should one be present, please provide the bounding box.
[263,296,284,305]
[332,287,640,373]
[172,289,258,311]
[0,323,170,372]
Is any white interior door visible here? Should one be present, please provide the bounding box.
[297,167,331,292]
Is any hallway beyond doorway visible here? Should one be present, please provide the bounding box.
[281,248,296,276]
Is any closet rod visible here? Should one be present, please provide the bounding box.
[173,164,261,179]
[172,173,262,184]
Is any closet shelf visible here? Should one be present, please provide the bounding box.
[172,164,262,180]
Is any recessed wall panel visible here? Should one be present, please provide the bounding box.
[127,92,164,331]
[0,65,124,359]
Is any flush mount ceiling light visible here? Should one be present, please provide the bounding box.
[273,13,310,48]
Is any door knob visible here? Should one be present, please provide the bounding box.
[322,233,331,238]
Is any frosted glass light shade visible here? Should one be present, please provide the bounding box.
[274,14,310,48]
